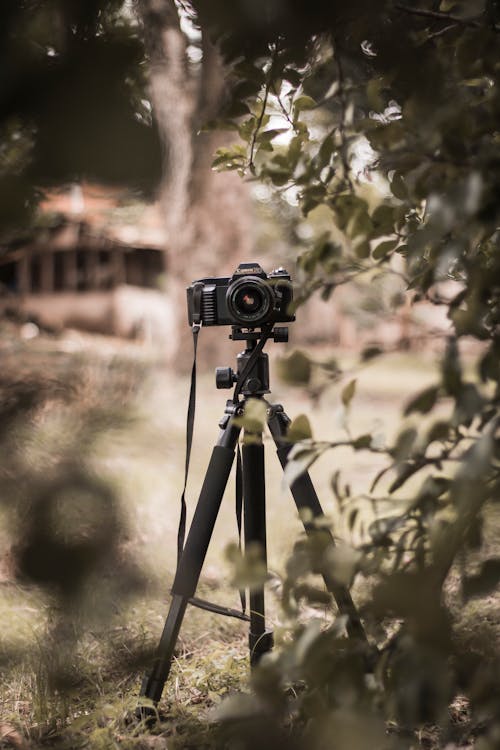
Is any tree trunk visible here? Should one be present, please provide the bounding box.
[138,0,254,371]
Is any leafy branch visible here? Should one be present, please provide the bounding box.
[332,38,353,192]
[247,44,279,174]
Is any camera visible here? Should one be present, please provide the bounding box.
[187,262,294,327]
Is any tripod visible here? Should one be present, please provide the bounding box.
[139,326,368,708]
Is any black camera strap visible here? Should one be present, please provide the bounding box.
[177,281,203,565]
[175,308,251,623]
[177,319,201,567]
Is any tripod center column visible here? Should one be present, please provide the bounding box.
[242,428,273,665]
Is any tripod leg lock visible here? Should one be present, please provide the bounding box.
[249,630,274,666]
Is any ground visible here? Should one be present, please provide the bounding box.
[0,322,498,748]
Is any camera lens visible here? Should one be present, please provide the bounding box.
[227,277,273,325]
[234,288,262,314]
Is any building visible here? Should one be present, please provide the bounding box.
[0,185,175,344]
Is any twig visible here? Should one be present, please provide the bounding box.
[332,38,354,192]
[271,84,296,130]
[394,3,500,31]
[248,45,279,173]
[427,22,459,40]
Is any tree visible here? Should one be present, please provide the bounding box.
[0,0,163,232]
[0,0,254,367]
[137,0,255,368]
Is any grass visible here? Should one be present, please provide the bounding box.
[0,322,498,748]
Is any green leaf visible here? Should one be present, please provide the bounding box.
[232,398,267,433]
[284,446,321,486]
[267,168,290,186]
[454,383,484,426]
[348,208,373,240]
[391,173,408,200]
[317,136,334,168]
[332,194,368,231]
[352,434,372,450]
[276,350,312,385]
[238,116,257,142]
[426,420,450,445]
[323,544,361,587]
[371,204,396,236]
[287,134,305,169]
[372,238,398,260]
[293,95,316,113]
[392,427,418,461]
[404,385,439,416]
[212,145,247,171]
[288,414,313,442]
[301,184,327,215]
[341,379,357,407]
[256,128,289,142]
[256,140,274,154]
[354,239,371,258]
[226,542,268,591]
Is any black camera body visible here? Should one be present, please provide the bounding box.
[187,262,294,328]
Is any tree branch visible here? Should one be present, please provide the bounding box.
[138,0,194,242]
[394,2,500,31]
[332,39,353,192]
[248,45,279,174]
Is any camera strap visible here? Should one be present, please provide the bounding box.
[175,313,251,623]
[177,282,204,565]
[176,318,201,567]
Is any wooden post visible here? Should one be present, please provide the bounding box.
[83,248,99,290]
[40,250,54,293]
[111,247,126,287]
[17,248,32,295]
[63,249,78,290]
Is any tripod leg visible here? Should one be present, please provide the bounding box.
[267,405,369,644]
[139,415,241,706]
[242,440,273,665]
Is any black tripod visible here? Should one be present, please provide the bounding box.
[139,326,368,708]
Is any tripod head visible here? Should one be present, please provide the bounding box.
[216,325,288,397]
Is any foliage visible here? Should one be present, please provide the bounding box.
[0,0,161,237]
[176,1,500,747]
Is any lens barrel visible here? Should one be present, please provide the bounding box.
[226,276,273,325]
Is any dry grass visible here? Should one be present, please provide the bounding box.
[1,323,494,748]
